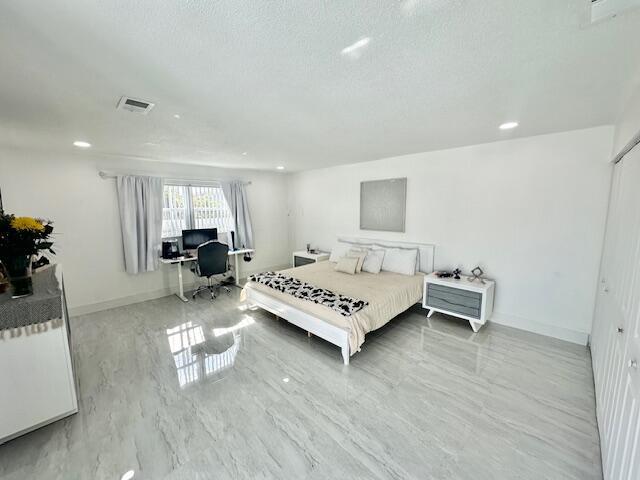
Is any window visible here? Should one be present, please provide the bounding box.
[162,184,233,238]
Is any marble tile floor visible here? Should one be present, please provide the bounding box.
[0,290,602,479]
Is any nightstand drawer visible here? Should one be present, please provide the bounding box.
[427,284,482,308]
[428,283,482,302]
[294,256,316,267]
[426,295,481,319]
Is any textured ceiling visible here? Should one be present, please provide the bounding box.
[1,0,639,171]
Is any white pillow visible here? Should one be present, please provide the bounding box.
[335,256,358,275]
[380,247,418,276]
[362,248,385,274]
[374,243,421,272]
[329,242,352,262]
[347,248,368,272]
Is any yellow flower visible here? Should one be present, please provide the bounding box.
[11,217,45,232]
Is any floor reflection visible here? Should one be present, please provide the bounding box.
[421,315,493,375]
[213,317,254,337]
[166,318,252,388]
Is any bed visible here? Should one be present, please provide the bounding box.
[242,238,435,364]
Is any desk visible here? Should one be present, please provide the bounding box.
[160,249,255,302]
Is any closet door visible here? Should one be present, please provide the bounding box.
[591,145,640,480]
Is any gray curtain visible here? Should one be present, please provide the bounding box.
[221,181,254,250]
[116,175,164,274]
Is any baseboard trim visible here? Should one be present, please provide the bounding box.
[69,283,199,316]
[68,263,291,317]
[490,311,589,346]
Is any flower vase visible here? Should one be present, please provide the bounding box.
[0,262,9,295]
[1,255,33,298]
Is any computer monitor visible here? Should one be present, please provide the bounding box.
[182,228,217,250]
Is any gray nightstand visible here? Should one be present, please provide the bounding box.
[423,273,495,332]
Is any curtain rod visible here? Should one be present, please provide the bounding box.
[613,130,640,164]
[98,171,251,186]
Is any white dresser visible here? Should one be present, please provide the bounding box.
[0,265,78,444]
[423,273,495,332]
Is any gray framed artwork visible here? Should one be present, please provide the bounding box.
[360,177,407,232]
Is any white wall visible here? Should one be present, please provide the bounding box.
[287,126,614,344]
[0,148,290,314]
[613,82,640,156]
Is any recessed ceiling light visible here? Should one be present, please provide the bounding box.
[73,141,91,148]
[241,152,248,156]
[499,122,519,130]
[121,471,135,480]
[276,166,285,170]
[341,37,371,58]
[173,114,181,119]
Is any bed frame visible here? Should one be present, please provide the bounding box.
[244,237,435,365]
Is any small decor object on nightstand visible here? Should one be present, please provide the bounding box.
[435,270,453,278]
[469,266,485,284]
[452,268,462,280]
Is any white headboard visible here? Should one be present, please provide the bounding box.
[337,236,436,274]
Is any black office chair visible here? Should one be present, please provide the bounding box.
[192,241,231,300]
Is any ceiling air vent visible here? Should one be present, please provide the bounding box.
[117,96,155,115]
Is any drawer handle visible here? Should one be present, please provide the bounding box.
[630,359,638,370]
